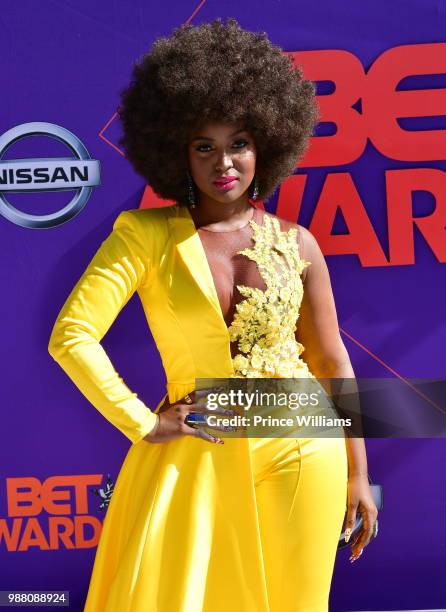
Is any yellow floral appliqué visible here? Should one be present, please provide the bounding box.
[229,215,314,379]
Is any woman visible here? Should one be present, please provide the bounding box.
[48,18,378,612]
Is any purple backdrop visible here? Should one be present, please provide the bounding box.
[0,1,445,610]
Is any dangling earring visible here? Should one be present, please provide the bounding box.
[250,175,259,201]
[186,171,197,208]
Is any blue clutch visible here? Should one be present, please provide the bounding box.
[338,475,383,550]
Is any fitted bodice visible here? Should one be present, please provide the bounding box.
[197,207,303,324]
[194,205,314,378]
[197,207,266,350]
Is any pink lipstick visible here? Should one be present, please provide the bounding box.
[213,177,238,191]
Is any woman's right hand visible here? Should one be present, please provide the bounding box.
[143,387,238,445]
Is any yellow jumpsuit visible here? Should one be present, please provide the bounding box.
[48,203,348,612]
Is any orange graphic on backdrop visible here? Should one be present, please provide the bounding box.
[0,475,104,551]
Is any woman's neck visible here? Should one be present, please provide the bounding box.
[188,198,255,231]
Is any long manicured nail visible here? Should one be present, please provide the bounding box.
[349,549,363,562]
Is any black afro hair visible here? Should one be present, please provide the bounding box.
[118,17,320,205]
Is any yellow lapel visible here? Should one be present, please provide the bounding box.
[167,204,235,376]
[167,204,224,318]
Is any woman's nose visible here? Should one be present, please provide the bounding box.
[214,150,233,171]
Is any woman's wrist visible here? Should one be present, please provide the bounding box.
[144,413,160,441]
[348,469,369,479]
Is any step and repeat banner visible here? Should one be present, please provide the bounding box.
[1,1,445,610]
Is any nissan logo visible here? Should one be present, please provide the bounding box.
[0,122,101,228]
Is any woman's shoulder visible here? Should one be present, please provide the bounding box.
[262,210,317,258]
[113,204,179,234]
[262,209,301,232]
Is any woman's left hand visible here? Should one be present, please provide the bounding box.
[344,473,378,562]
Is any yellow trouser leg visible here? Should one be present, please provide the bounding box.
[252,436,348,612]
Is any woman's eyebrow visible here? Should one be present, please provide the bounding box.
[190,129,248,142]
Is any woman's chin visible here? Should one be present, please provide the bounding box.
[199,186,248,204]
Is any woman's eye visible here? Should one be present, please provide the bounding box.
[195,144,212,152]
[233,139,248,148]
[195,140,249,153]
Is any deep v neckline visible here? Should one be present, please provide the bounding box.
[183,204,264,329]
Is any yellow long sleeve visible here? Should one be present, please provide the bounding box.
[48,210,159,444]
